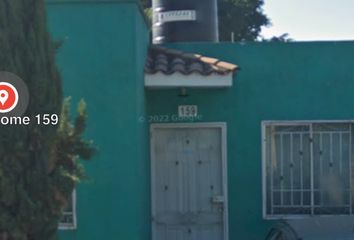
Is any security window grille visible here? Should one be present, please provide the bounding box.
[263,122,353,218]
[59,190,77,230]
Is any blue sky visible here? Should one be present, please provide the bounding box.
[260,0,354,41]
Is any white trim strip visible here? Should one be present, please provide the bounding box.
[145,72,233,88]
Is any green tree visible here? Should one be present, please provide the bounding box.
[140,0,269,41]
[262,33,293,42]
[218,0,269,41]
[0,1,94,239]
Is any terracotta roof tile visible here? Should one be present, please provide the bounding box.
[189,62,204,74]
[199,56,219,65]
[145,46,239,76]
[181,53,201,59]
[164,48,184,56]
[216,61,239,72]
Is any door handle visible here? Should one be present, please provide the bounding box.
[211,195,225,204]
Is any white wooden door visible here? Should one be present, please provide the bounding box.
[151,124,228,240]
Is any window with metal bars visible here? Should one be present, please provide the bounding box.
[263,122,353,218]
[58,190,77,230]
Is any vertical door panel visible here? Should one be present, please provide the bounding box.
[152,126,225,240]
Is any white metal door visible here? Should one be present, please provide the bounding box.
[151,123,228,240]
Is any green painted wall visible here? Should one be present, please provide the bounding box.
[46,1,354,238]
[146,41,354,239]
[47,1,150,239]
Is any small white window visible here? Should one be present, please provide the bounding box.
[263,121,353,219]
[59,190,77,230]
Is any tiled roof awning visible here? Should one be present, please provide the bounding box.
[145,47,239,88]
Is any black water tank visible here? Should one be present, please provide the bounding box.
[152,0,219,44]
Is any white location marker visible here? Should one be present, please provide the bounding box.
[0,90,9,106]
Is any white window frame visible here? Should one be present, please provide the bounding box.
[58,190,77,230]
[262,120,354,220]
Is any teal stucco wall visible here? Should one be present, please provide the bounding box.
[47,1,150,239]
[46,1,354,238]
[146,41,354,239]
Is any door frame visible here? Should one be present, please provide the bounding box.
[150,122,229,240]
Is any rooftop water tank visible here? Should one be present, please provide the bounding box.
[152,0,219,44]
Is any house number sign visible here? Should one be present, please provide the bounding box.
[178,105,198,118]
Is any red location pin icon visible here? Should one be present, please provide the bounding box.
[0,82,19,113]
[0,90,9,105]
